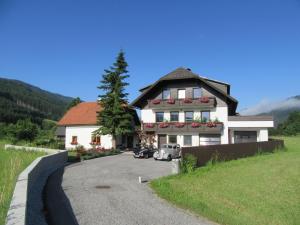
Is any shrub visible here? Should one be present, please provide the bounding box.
[180,154,197,173]
[14,119,38,141]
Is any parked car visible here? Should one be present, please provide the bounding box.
[154,144,181,161]
[133,147,156,159]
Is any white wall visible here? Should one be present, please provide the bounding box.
[228,120,274,128]
[141,109,155,123]
[65,125,113,150]
[141,106,229,124]
[141,106,230,145]
[259,129,269,142]
[211,107,229,144]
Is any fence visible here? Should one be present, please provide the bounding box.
[182,139,284,167]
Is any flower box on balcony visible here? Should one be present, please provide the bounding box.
[199,96,210,103]
[70,142,78,145]
[167,98,175,104]
[159,123,169,128]
[207,122,217,128]
[191,122,201,128]
[183,98,193,104]
[175,122,185,128]
[145,123,155,128]
[152,99,161,105]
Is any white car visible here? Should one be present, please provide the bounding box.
[154,144,181,161]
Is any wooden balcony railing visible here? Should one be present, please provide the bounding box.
[147,97,216,109]
[142,122,223,134]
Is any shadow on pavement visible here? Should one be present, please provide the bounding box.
[43,166,79,225]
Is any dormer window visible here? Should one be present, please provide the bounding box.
[162,89,170,100]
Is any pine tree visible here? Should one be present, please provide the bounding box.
[95,51,133,148]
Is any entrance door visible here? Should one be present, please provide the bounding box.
[127,136,134,148]
[234,131,257,143]
[158,134,167,148]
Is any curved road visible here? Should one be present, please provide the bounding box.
[58,153,214,225]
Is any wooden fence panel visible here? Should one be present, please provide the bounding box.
[182,140,284,167]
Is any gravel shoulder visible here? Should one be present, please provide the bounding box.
[60,153,214,225]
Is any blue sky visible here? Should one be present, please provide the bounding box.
[0,0,299,112]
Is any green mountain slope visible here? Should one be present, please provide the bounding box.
[0,77,73,124]
[258,96,300,126]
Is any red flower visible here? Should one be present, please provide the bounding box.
[175,122,185,128]
[207,122,216,128]
[159,123,169,128]
[191,122,201,128]
[183,98,193,103]
[199,97,210,103]
[167,98,175,104]
[152,99,161,104]
[145,123,155,128]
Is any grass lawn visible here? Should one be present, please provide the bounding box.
[150,136,300,225]
[0,140,45,225]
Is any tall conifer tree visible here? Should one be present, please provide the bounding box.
[96,51,133,148]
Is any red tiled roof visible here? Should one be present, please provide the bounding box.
[58,102,101,126]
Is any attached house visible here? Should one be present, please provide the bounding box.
[131,67,274,148]
[58,102,140,150]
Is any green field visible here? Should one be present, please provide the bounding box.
[151,136,300,225]
[0,140,45,225]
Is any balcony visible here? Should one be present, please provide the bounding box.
[147,97,216,109]
[142,122,223,134]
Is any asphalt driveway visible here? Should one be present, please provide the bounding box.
[58,153,214,225]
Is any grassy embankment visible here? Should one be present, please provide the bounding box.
[0,140,45,225]
[151,136,300,225]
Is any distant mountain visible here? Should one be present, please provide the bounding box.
[0,77,73,124]
[241,96,300,126]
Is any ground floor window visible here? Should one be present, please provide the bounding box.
[183,135,192,146]
[199,134,220,146]
[91,135,101,145]
[71,136,78,145]
[168,135,177,144]
[234,131,257,143]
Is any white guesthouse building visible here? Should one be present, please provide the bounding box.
[131,67,274,148]
[58,102,139,150]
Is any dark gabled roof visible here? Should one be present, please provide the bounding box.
[131,67,238,113]
[139,68,230,92]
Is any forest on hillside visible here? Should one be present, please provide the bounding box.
[0,78,73,125]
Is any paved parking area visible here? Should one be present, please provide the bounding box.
[61,153,214,225]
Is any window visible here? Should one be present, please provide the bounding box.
[71,136,78,145]
[156,112,164,122]
[201,111,210,122]
[193,88,201,98]
[168,135,177,144]
[162,89,171,100]
[177,89,186,99]
[185,111,194,122]
[91,136,101,145]
[184,135,192,146]
[170,111,179,122]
